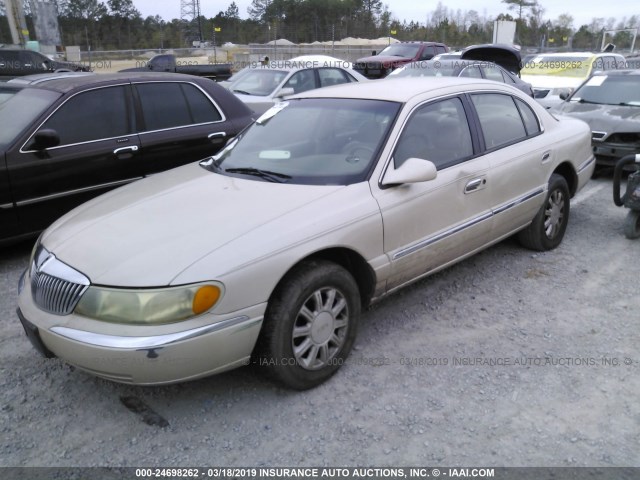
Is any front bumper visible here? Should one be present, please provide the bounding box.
[17,272,265,385]
[593,143,640,167]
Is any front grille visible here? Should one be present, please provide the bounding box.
[30,245,90,316]
[31,270,87,315]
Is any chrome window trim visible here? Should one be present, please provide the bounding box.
[50,315,259,349]
[19,82,133,153]
[131,80,227,130]
[19,80,227,154]
[16,177,142,207]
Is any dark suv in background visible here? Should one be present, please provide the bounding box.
[0,48,89,80]
[354,41,449,79]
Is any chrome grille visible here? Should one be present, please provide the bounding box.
[30,245,90,316]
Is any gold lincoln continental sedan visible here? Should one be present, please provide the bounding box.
[17,77,595,390]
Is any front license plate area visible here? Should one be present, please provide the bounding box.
[17,309,56,359]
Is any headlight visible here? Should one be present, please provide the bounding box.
[74,283,223,325]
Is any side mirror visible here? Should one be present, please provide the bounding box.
[275,87,295,99]
[382,158,437,186]
[31,129,60,151]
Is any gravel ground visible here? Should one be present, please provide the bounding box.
[0,175,638,468]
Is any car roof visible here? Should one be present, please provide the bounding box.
[8,72,213,93]
[293,76,518,102]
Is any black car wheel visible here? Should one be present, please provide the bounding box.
[623,210,640,239]
[255,260,360,390]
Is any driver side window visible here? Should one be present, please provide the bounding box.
[394,97,473,170]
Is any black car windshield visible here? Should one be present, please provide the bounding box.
[0,86,60,149]
[201,98,401,185]
[571,75,640,106]
[378,44,421,58]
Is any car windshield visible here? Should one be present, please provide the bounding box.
[392,62,460,77]
[521,55,592,78]
[378,44,421,58]
[570,75,640,106]
[0,86,60,149]
[201,98,401,186]
[230,69,289,96]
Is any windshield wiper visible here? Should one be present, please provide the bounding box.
[576,98,605,105]
[225,167,291,183]
[232,89,253,95]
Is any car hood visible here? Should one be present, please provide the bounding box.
[461,44,522,75]
[355,55,409,64]
[552,103,640,133]
[520,74,583,89]
[41,163,346,287]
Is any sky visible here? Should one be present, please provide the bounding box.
[131,0,639,33]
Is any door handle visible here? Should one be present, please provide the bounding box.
[208,132,227,140]
[465,178,485,193]
[113,146,139,156]
[542,151,551,162]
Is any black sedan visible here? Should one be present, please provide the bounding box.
[0,72,254,245]
[551,70,640,168]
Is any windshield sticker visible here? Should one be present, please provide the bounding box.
[256,101,289,125]
[259,150,291,160]
[585,76,607,86]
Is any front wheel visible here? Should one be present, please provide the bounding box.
[518,173,570,251]
[255,260,361,390]
[624,210,640,239]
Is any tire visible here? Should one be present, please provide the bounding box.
[623,210,640,240]
[518,173,570,251]
[255,260,360,390]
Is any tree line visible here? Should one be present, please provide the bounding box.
[0,0,637,52]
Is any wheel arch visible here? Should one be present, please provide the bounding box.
[268,247,377,309]
[552,161,578,197]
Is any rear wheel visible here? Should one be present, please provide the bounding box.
[518,173,570,251]
[255,260,360,390]
[623,210,640,239]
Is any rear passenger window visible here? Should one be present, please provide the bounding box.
[135,82,222,131]
[515,99,541,136]
[39,86,131,146]
[318,68,350,87]
[471,93,527,149]
[482,65,506,82]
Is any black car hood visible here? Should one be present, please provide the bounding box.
[554,102,640,134]
[461,44,522,75]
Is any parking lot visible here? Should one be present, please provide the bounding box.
[1,174,638,467]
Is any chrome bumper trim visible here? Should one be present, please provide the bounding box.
[50,315,261,349]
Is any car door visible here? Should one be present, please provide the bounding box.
[372,96,493,291]
[5,83,141,235]
[0,154,19,240]
[468,92,547,238]
[133,81,234,172]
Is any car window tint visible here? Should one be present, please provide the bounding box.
[180,83,223,123]
[394,96,473,169]
[419,46,435,60]
[515,99,541,136]
[482,65,505,82]
[459,66,482,78]
[40,86,130,146]
[471,93,527,149]
[136,82,192,131]
[318,68,349,87]
[284,69,317,94]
